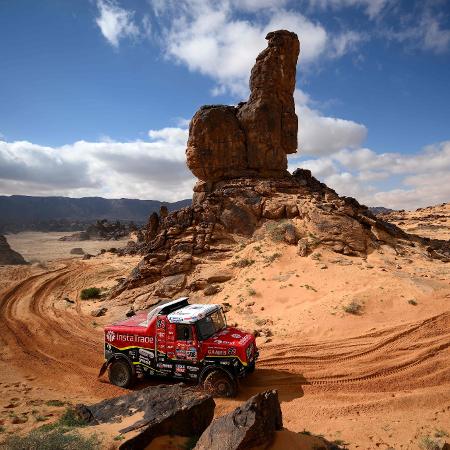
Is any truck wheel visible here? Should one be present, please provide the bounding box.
[108,359,134,388]
[203,370,237,398]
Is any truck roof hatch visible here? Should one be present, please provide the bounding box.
[146,297,190,324]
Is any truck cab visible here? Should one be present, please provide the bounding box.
[100,297,258,397]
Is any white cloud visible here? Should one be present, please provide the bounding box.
[331,31,366,58]
[420,12,450,54]
[307,0,390,19]
[3,131,449,209]
[0,128,194,201]
[291,140,450,209]
[385,7,450,54]
[96,0,139,47]
[156,1,355,96]
[294,90,367,156]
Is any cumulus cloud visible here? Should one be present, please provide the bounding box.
[295,90,367,156]
[154,0,362,96]
[307,0,390,19]
[384,5,450,54]
[0,128,194,201]
[291,141,450,209]
[96,0,139,47]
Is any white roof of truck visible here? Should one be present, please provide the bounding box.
[167,303,220,324]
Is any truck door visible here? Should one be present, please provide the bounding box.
[175,324,199,363]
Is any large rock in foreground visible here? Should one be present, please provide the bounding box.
[0,235,26,265]
[194,390,283,450]
[186,30,299,182]
[75,384,215,450]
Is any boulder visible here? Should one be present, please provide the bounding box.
[154,274,187,298]
[161,255,192,276]
[70,247,84,255]
[91,307,107,317]
[194,390,282,450]
[206,271,233,283]
[74,384,215,450]
[204,284,221,296]
[0,235,27,265]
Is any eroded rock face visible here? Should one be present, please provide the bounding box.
[194,390,282,450]
[186,30,300,182]
[112,30,449,303]
[0,235,27,265]
[114,170,421,299]
[74,384,215,450]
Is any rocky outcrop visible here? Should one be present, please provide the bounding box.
[74,384,215,450]
[112,29,449,302]
[194,390,282,450]
[186,30,299,182]
[0,235,27,265]
[59,219,138,241]
[115,169,432,299]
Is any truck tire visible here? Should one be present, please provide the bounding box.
[203,370,237,398]
[108,359,134,388]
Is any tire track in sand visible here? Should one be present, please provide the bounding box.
[258,312,450,387]
[0,263,121,397]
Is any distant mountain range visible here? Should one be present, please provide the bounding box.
[0,195,191,233]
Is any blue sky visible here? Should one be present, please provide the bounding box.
[0,0,449,208]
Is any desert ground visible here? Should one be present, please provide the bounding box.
[5,231,130,263]
[0,209,449,449]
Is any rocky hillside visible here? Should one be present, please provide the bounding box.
[377,202,450,240]
[111,30,449,305]
[0,195,191,233]
[0,235,27,265]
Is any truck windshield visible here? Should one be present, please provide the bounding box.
[196,309,226,340]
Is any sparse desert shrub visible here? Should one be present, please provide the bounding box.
[247,288,256,296]
[1,429,99,450]
[231,258,255,268]
[301,284,317,292]
[342,301,362,315]
[265,252,282,264]
[40,408,88,432]
[265,220,297,243]
[0,425,5,433]
[434,429,449,438]
[408,299,418,306]
[418,435,441,450]
[46,399,65,407]
[80,287,101,300]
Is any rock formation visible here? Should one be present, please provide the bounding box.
[59,219,136,241]
[194,390,282,450]
[112,29,449,304]
[186,30,299,181]
[74,384,215,449]
[0,235,27,265]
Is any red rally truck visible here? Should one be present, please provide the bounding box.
[99,297,258,397]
